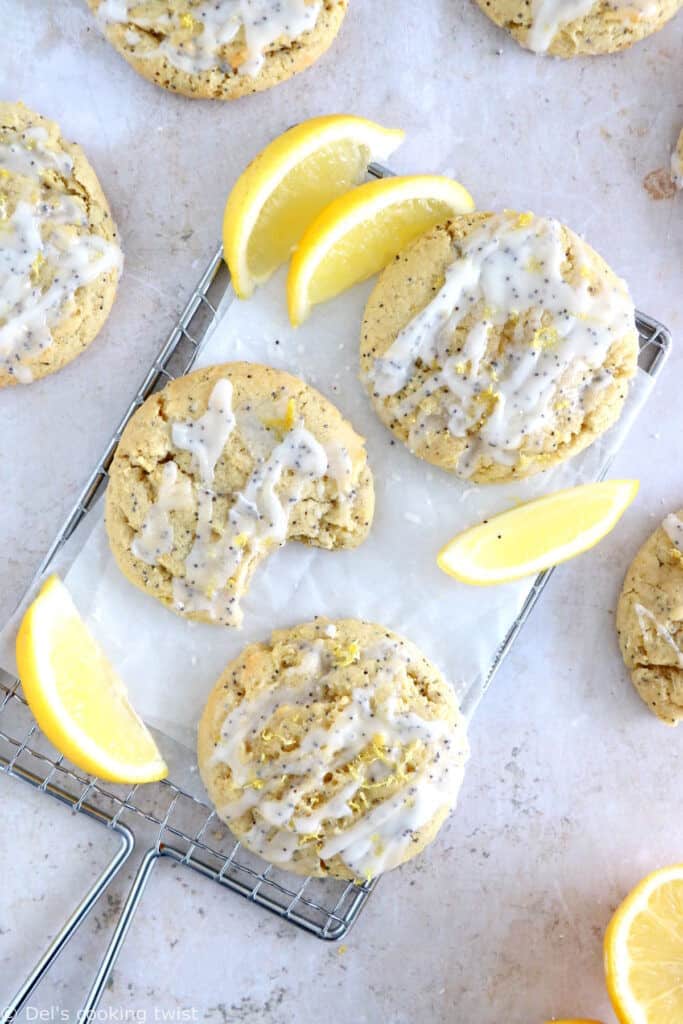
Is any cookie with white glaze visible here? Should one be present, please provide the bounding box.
[105,362,374,627]
[88,0,348,100]
[473,0,682,56]
[616,510,683,725]
[198,618,469,880]
[360,211,638,484]
[0,101,122,386]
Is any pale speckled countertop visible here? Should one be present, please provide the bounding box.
[1,1,682,1021]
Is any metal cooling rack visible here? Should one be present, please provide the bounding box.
[0,163,672,1020]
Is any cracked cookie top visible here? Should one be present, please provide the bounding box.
[105,362,375,627]
[0,101,122,386]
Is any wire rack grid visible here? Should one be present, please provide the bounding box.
[0,163,672,1019]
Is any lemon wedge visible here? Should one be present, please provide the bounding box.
[223,115,405,299]
[16,575,167,784]
[605,864,683,1024]
[437,480,639,585]
[286,173,475,325]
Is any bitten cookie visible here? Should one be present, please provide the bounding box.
[105,362,374,626]
[198,618,469,880]
[616,510,683,725]
[473,0,682,56]
[360,211,638,483]
[88,0,348,99]
[0,101,122,386]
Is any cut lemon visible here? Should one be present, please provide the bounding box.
[605,865,683,1024]
[437,480,639,586]
[223,115,405,298]
[16,575,167,784]
[286,174,475,325]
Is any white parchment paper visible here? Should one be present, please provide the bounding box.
[0,267,653,751]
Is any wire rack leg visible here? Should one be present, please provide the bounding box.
[1,824,134,1024]
[78,848,160,1018]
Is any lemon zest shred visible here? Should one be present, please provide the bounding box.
[243,777,264,791]
[298,831,322,846]
[30,251,46,282]
[532,326,559,351]
[332,640,360,667]
[515,211,534,229]
[263,398,297,439]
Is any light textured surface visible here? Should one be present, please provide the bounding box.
[1,0,682,1021]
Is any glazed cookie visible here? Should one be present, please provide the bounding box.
[474,0,682,56]
[616,510,683,725]
[0,101,122,386]
[88,0,348,100]
[105,363,374,626]
[360,211,638,484]
[198,618,469,880]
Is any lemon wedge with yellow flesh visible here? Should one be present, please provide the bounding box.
[286,174,475,325]
[223,115,405,298]
[16,575,167,784]
[605,865,683,1024]
[437,480,639,586]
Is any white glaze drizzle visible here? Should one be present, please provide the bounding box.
[95,0,322,77]
[130,381,356,626]
[172,378,236,484]
[211,637,468,879]
[0,125,123,383]
[662,513,683,553]
[634,603,683,667]
[172,419,329,623]
[369,212,635,477]
[131,462,194,564]
[527,0,659,52]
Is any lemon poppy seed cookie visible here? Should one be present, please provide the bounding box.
[0,101,122,386]
[106,363,374,627]
[616,510,683,725]
[360,212,638,484]
[88,0,348,100]
[474,0,682,56]
[198,619,469,880]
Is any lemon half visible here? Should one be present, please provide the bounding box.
[605,864,683,1024]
